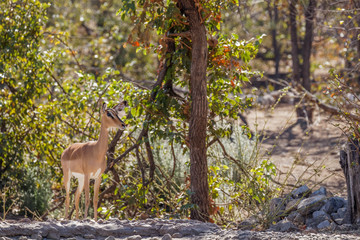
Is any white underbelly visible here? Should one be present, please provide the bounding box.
[90,168,102,179]
[71,168,102,180]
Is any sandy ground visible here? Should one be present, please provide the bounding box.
[247,104,347,197]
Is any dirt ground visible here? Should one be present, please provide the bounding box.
[246,104,347,197]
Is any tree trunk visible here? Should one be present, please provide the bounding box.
[179,0,210,221]
[353,1,360,84]
[302,0,316,92]
[289,0,314,128]
[267,0,280,79]
[289,0,300,84]
[340,139,360,224]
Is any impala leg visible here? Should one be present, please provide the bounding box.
[63,171,71,219]
[93,177,101,221]
[84,174,90,219]
[75,175,85,219]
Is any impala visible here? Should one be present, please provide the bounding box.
[61,100,128,221]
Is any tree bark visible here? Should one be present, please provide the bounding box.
[267,0,280,79]
[340,139,360,224]
[289,0,300,84]
[178,0,210,221]
[302,0,316,92]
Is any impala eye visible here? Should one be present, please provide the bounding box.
[107,112,114,119]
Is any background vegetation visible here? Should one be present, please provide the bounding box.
[1,0,359,227]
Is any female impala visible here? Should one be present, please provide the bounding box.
[61,100,128,221]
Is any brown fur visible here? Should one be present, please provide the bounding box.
[61,101,127,220]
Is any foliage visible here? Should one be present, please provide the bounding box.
[0,0,52,187]
[18,164,52,216]
[1,0,357,224]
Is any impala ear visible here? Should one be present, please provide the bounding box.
[101,102,107,114]
[113,100,128,112]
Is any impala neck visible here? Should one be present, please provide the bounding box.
[95,117,109,157]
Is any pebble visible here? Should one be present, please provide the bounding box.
[0,218,359,240]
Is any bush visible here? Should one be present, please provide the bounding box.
[18,164,53,217]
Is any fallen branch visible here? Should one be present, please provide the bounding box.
[294,85,360,122]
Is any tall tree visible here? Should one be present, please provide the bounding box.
[267,0,280,79]
[115,0,261,221]
[178,0,210,221]
[302,0,316,91]
[288,0,316,126]
[289,0,300,84]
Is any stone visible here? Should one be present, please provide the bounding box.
[287,211,297,222]
[331,212,339,219]
[285,199,301,212]
[333,218,343,225]
[31,233,43,240]
[270,219,299,232]
[19,218,31,223]
[269,198,287,219]
[337,207,347,219]
[313,210,327,219]
[291,185,311,199]
[321,197,346,214]
[310,187,327,197]
[127,235,142,240]
[19,236,28,240]
[237,215,257,230]
[317,220,331,230]
[336,224,355,231]
[172,233,182,238]
[47,231,60,240]
[84,234,95,239]
[306,210,331,228]
[162,233,172,240]
[105,236,115,240]
[293,213,305,225]
[297,195,327,216]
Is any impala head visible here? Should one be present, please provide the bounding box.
[101,100,128,130]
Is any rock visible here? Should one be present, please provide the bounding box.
[127,235,142,240]
[334,218,343,225]
[337,207,347,219]
[310,187,327,197]
[321,197,346,214]
[84,234,95,239]
[19,218,31,223]
[331,212,339,219]
[269,198,287,219]
[306,210,331,228]
[303,227,317,234]
[297,195,327,216]
[285,199,301,212]
[293,213,305,225]
[287,211,297,222]
[162,233,172,240]
[47,231,60,240]
[291,185,311,199]
[317,220,331,230]
[313,210,327,219]
[105,236,115,240]
[19,236,28,240]
[336,224,355,231]
[172,233,182,238]
[31,233,42,240]
[237,215,257,230]
[270,219,299,232]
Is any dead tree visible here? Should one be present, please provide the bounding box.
[340,139,360,224]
